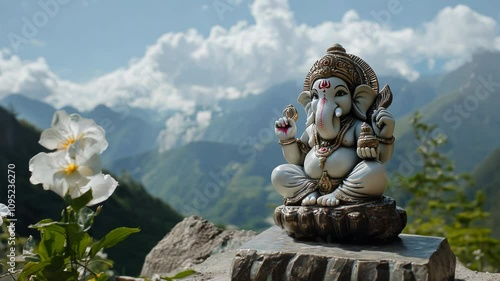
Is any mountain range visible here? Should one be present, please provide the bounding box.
[3,51,499,234]
[0,95,165,167]
[112,51,500,231]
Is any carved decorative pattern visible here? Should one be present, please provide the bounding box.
[303,44,379,94]
[274,196,407,243]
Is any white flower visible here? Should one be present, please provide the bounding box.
[29,144,117,206]
[39,110,108,153]
[30,110,117,206]
[72,174,118,206]
[0,204,11,226]
[29,145,101,199]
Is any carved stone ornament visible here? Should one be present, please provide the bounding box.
[274,197,407,243]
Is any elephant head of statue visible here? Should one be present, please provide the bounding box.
[297,44,381,140]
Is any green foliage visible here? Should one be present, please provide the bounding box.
[19,192,140,281]
[471,147,500,238]
[0,106,183,275]
[140,269,197,281]
[395,112,500,272]
[153,269,197,281]
[391,52,500,174]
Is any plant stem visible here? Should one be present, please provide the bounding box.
[76,261,99,277]
[63,201,77,274]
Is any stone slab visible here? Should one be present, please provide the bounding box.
[231,226,456,281]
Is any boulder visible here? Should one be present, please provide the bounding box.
[140,216,255,277]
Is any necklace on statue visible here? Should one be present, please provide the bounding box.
[314,116,356,169]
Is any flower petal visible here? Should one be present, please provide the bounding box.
[29,151,85,199]
[50,110,74,140]
[78,137,108,155]
[43,110,108,153]
[84,174,118,206]
[29,152,63,186]
[68,180,90,199]
[69,114,108,151]
[39,128,66,150]
[0,204,11,217]
[52,171,71,198]
[51,110,71,128]
[74,147,102,176]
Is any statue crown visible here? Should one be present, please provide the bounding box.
[304,43,379,93]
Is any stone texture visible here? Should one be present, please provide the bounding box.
[231,226,456,281]
[134,216,498,281]
[140,216,255,277]
[274,196,407,243]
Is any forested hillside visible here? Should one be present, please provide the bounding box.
[0,106,182,275]
[472,147,500,238]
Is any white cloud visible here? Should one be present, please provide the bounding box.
[1,1,499,150]
[3,1,499,109]
[0,51,58,100]
[157,110,212,152]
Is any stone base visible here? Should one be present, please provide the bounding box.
[231,226,456,281]
[274,196,406,243]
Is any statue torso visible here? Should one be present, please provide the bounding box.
[303,121,362,179]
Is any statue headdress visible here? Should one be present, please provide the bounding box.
[303,43,392,111]
[303,44,379,93]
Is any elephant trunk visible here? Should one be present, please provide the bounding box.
[316,97,341,140]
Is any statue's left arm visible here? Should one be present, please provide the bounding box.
[372,108,395,163]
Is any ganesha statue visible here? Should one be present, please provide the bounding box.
[272,44,406,242]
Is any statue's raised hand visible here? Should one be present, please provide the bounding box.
[371,107,395,139]
[275,117,297,141]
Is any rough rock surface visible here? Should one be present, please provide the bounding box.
[138,217,499,281]
[232,226,456,281]
[181,253,500,281]
[140,216,255,277]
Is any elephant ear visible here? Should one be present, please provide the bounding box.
[352,84,377,121]
[298,90,315,127]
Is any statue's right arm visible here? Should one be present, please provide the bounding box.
[282,128,309,165]
[275,116,310,165]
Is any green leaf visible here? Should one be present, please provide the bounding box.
[43,261,78,281]
[37,228,66,259]
[71,189,93,212]
[89,227,140,257]
[69,231,93,259]
[169,269,197,279]
[42,270,76,281]
[32,220,81,237]
[20,260,51,279]
[30,220,66,235]
[30,219,61,232]
[95,274,110,281]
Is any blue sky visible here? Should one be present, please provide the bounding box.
[1,0,498,82]
[0,0,499,115]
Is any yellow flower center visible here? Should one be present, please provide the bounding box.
[65,163,78,174]
[63,136,76,149]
